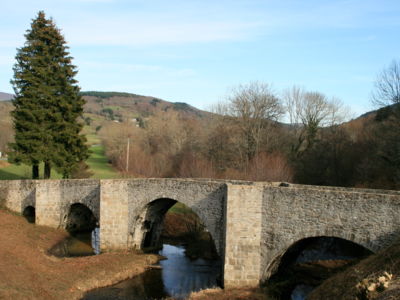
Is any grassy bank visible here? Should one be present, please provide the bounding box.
[308,241,400,300]
[0,206,270,300]
[0,144,120,180]
[0,208,159,300]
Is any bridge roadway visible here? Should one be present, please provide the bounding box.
[1,178,400,287]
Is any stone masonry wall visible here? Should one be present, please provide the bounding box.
[260,186,400,281]
[100,180,130,251]
[3,180,36,213]
[35,180,62,227]
[58,180,100,226]
[224,183,264,288]
[124,179,227,256]
[35,180,100,228]
[0,180,7,206]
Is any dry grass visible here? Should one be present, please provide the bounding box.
[0,209,159,300]
[308,241,400,300]
[188,287,271,300]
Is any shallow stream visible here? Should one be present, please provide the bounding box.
[82,244,221,300]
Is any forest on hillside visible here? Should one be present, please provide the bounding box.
[97,80,399,190]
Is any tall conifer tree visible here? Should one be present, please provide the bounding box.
[10,11,89,179]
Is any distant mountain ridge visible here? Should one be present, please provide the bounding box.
[0,90,210,119]
[0,92,13,101]
[81,91,211,120]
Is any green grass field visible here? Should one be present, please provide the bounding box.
[86,145,120,179]
[0,161,62,180]
[0,143,120,180]
[85,133,101,145]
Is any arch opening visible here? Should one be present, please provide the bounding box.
[130,198,219,260]
[65,203,97,235]
[50,203,100,257]
[129,198,222,298]
[265,236,373,300]
[131,198,177,249]
[23,206,35,223]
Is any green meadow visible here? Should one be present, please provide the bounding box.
[0,143,120,180]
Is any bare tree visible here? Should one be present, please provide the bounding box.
[370,60,400,188]
[224,82,284,168]
[372,60,400,107]
[284,86,348,157]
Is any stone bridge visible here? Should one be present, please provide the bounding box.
[1,178,400,288]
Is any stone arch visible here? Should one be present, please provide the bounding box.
[22,205,36,223]
[64,203,98,234]
[60,197,99,227]
[129,198,220,255]
[21,184,35,215]
[125,179,227,256]
[129,198,176,249]
[263,235,374,281]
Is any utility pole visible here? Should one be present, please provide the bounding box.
[126,137,130,173]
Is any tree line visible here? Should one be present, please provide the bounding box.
[99,73,399,190]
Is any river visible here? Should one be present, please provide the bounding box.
[82,244,222,300]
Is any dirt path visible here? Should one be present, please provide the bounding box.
[0,209,159,300]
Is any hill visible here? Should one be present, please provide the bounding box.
[81,91,210,121]
[0,91,211,121]
[0,91,211,180]
[0,92,13,101]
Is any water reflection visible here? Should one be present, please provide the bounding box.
[290,284,315,300]
[50,228,100,257]
[82,269,166,300]
[82,244,221,300]
[159,244,221,299]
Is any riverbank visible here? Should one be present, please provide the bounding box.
[307,240,400,300]
[0,208,159,300]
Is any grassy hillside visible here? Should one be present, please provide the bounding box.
[86,145,120,179]
[82,91,210,122]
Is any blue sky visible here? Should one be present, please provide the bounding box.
[1,0,400,116]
